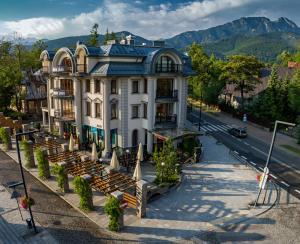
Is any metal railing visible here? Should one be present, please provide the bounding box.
[54,110,75,120]
[156,89,178,100]
[52,65,72,73]
[155,63,182,73]
[155,114,177,124]
[52,87,74,97]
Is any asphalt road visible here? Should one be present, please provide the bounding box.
[0,150,132,244]
[187,110,300,199]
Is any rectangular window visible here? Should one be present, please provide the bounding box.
[144,79,148,93]
[111,80,117,94]
[51,97,54,109]
[86,101,91,116]
[111,103,117,119]
[132,80,139,94]
[132,105,139,119]
[86,80,90,93]
[143,103,147,119]
[95,102,102,119]
[95,80,101,93]
[50,79,54,89]
[110,128,118,147]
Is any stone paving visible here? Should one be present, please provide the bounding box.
[0,185,57,244]
[1,130,270,243]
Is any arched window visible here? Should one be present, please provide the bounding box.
[156,55,176,72]
[132,129,138,148]
[61,57,72,72]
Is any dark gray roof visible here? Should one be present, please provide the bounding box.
[90,62,145,76]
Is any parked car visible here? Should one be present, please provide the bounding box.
[228,126,247,138]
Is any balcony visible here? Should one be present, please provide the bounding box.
[156,89,178,102]
[52,65,72,73]
[76,64,87,74]
[54,110,75,121]
[155,64,182,73]
[52,88,74,98]
[155,114,177,129]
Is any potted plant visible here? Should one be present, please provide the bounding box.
[19,196,35,210]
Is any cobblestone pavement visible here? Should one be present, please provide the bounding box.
[0,150,134,244]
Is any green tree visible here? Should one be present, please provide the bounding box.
[276,50,293,66]
[288,70,300,114]
[104,196,123,231]
[88,23,99,47]
[220,55,263,112]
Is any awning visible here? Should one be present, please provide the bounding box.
[151,127,203,141]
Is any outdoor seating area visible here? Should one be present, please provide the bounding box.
[47,151,81,164]
[0,113,22,131]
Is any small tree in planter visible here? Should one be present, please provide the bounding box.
[153,139,179,185]
[20,140,34,168]
[104,196,123,232]
[35,147,50,179]
[73,176,93,211]
[51,164,69,193]
[0,127,10,151]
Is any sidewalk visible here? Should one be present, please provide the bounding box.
[0,185,57,244]
[202,109,300,156]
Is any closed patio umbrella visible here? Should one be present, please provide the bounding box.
[69,134,74,152]
[110,150,120,171]
[133,159,142,181]
[137,142,144,161]
[91,143,98,161]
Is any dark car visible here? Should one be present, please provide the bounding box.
[228,127,247,138]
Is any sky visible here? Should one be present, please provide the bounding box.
[0,0,300,40]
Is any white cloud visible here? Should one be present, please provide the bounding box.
[0,0,272,40]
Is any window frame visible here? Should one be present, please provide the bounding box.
[132,80,139,94]
[111,80,117,94]
[143,103,147,119]
[95,102,102,119]
[95,79,101,94]
[86,79,91,93]
[131,104,140,119]
[86,101,91,116]
[143,79,148,94]
[111,102,118,120]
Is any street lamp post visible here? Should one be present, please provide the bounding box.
[198,84,202,131]
[254,120,296,207]
[15,130,39,233]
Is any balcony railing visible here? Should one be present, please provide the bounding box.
[52,88,74,97]
[77,64,87,73]
[156,89,178,101]
[155,64,182,73]
[54,110,75,121]
[155,114,177,128]
[52,65,72,73]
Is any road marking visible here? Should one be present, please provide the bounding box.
[295,189,300,194]
[281,181,290,187]
[233,150,239,154]
[237,139,242,142]
[219,125,229,130]
[206,125,218,131]
[201,127,207,132]
[209,124,224,131]
[249,161,256,166]
[259,167,264,171]
[270,174,277,179]
[241,156,247,160]
[244,142,250,146]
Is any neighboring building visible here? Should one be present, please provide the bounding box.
[288,61,300,69]
[21,70,47,119]
[221,67,295,108]
[40,38,194,155]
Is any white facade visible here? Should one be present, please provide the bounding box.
[40,42,191,155]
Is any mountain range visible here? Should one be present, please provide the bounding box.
[44,17,300,61]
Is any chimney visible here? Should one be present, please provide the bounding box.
[126,35,135,45]
[120,39,126,45]
[76,41,83,47]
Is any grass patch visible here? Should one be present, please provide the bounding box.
[280,144,300,156]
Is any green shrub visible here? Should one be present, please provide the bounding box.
[73,176,93,211]
[0,127,10,151]
[20,140,33,168]
[104,196,123,232]
[182,137,196,156]
[35,147,49,179]
[51,164,68,191]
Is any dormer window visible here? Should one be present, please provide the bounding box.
[60,57,72,72]
[156,55,179,73]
